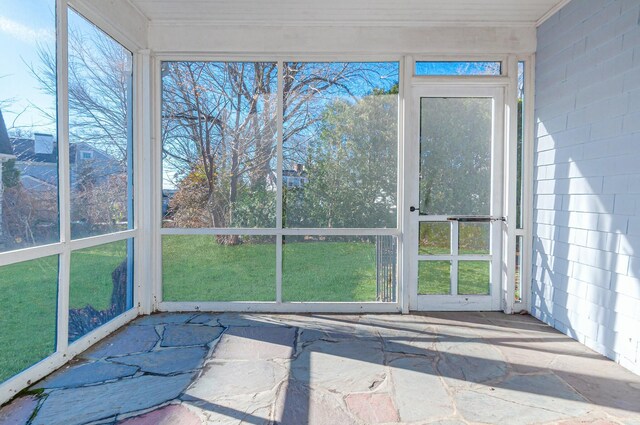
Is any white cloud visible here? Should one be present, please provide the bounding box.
[0,16,54,44]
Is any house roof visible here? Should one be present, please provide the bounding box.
[20,174,57,192]
[11,138,59,163]
[0,110,15,156]
[11,137,122,166]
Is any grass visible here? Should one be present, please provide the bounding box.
[2,235,489,384]
[418,227,492,295]
[282,238,377,301]
[162,235,378,302]
[0,241,130,382]
[70,240,130,310]
[162,235,277,301]
[418,255,491,295]
[418,260,491,295]
[0,257,58,383]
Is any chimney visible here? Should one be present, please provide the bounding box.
[34,133,54,154]
[294,163,304,174]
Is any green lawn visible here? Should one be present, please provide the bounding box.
[418,222,492,296]
[0,241,130,382]
[282,239,377,302]
[162,235,278,301]
[2,236,489,384]
[70,240,130,310]
[0,257,58,383]
[162,235,378,302]
[418,261,491,295]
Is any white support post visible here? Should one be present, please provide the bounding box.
[276,60,284,303]
[523,55,536,313]
[56,0,71,353]
[137,49,153,314]
[397,55,407,312]
[503,55,519,314]
[151,56,163,312]
[401,55,413,313]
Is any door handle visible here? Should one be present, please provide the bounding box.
[410,206,419,212]
[447,216,506,222]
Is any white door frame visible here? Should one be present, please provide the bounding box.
[405,83,506,311]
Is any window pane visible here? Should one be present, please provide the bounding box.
[161,62,278,229]
[69,239,133,343]
[459,222,490,255]
[415,61,501,76]
[0,0,59,252]
[419,222,450,255]
[419,97,492,216]
[68,9,133,239]
[517,61,525,230]
[458,261,491,295]
[162,235,276,301]
[418,261,450,295]
[0,256,58,383]
[282,62,399,228]
[282,235,396,302]
[515,235,523,302]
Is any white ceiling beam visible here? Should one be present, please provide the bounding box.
[149,24,537,55]
[131,0,569,27]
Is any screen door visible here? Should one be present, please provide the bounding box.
[407,86,504,311]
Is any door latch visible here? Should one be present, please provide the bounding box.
[447,216,506,222]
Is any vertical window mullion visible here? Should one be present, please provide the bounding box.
[126,54,135,310]
[504,54,519,313]
[276,60,284,303]
[56,0,71,353]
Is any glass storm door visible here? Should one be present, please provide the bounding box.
[408,86,504,311]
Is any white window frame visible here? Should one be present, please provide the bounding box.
[0,10,536,402]
[154,54,405,314]
[79,150,94,160]
[400,54,530,313]
[0,0,142,404]
[515,54,535,314]
[406,84,505,312]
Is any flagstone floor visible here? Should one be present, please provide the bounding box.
[1,312,640,425]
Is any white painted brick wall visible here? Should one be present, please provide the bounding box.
[533,0,640,375]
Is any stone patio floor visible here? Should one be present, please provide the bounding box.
[1,312,640,425]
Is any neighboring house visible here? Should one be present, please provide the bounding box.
[11,134,58,192]
[10,134,123,192]
[0,110,17,240]
[69,141,124,188]
[267,164,308,191]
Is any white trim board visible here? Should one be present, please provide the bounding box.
[536,0,572,27]
[159,302,402,314]
[149,25,536,55]
[68,0,148,51]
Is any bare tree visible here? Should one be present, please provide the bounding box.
[33,24,392,240]
[32,20,132,163]
[162,62,278,233]
[161,61,388,239]
[3,184,58,246]
[29,13,132,237]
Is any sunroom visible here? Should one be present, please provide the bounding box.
[0,0,639,423]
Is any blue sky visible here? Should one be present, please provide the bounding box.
[0,0,56,135]
[415,61,501,76]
